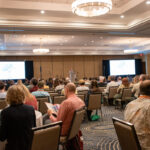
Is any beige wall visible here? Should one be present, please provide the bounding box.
[0,55,141,79]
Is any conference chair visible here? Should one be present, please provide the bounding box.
[31,121,62,150]
[87,93,102,120]
[50,93,59,102]
[112,117,141,150]
[103,86,118,105]
[36,97,49,114]
[60,107,85,150]
[0,100,7,109]
[77,94,85,102]
[115,88,133,109]
[53,96,65,104]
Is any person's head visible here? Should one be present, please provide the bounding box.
[17,80,22,85]
[79,79,85,86]
[59,80,64,85]
[122,78,129,87]
[139,74,147,82]
[140,80,150,96]
[20,84,33,100]
[117,76,122,81]
[38,81,44,89]
[31,78,38,86]
[133,75,140,84]
[110,76,116,81]
[6,85,25,105]
[64,83,76,98]
[91,80,98,88]
[0,81,5,91]
[99,76,105,83]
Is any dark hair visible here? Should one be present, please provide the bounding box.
[140,80,150,96]
[31,78,38,86]
[0,81,5,90]
[110,76,116,81]
[91,80,98,88]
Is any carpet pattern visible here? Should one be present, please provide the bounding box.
[81,106,124,150]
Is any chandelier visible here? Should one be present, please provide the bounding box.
[72,0,112,17]
[33,38,49,54]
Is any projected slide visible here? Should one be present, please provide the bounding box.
[110,60,135,76]
[0,61,25,80]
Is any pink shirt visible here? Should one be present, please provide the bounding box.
[50,94,85,136]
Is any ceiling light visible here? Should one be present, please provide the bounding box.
[33,38,49,53]
[146,1,150,4]
[124,49,139,54]
[40,10,45,14]
[72,0,112,17]
[120,15,124,19]
[33,48,49,53]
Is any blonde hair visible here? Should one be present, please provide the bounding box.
[17,80,22,85]
[20,84,34,101]
[6,85,25,105]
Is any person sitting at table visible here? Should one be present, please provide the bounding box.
[0,85,36,150]
[0,81,7,99]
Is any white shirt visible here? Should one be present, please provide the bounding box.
[105,81,118,93]
[55,85,65,92]
[0,92,7,99]
[132,82,140,98]
[76,86,89,91]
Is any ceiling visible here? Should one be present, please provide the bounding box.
[0,0,150,55]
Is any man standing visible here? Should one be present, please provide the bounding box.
[124,80,150,149]
[48,83,85,136]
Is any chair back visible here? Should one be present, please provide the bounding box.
[112,117,141,150]
[0,100,7,109]
[77,94,85,102]
[77,90,88,95]
[87,94,101,110]
[67,107,85,140]
[121,88,132,101]
[36,97,49,114]
[99,87,106,93]
[31,121,62,150]
[53,96,65,104]
[50,93,59,101]
[108,86,118,98]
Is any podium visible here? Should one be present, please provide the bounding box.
[69,70,76,82]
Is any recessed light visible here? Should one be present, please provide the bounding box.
[120,15,124,19]
[40,10,45,14]
[146,1,150,4]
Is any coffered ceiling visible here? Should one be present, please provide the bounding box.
[0,0,149,55]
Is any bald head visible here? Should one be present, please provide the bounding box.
[65,83,76,93]
[140,80,150,96]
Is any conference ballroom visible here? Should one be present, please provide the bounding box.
[0,0,150,150]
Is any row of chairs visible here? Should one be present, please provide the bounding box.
[31,107,85,150]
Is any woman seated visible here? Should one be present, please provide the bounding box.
[0,85,36,150]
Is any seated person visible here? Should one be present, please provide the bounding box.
[0,85,36,150]
[116,76,122,86]
[104,76,118,93]
[124,80,150,150]
[39,79,49,90]
[114,78,132,99]
[0,81,7,99]
[32,81,52,103]
[47,83,85,136]
[29,78,38,93]
[98,76,107,87]
[20,84,38,110]
[55,80,64,92]
[76,79,89,92]
[86,80,101,121]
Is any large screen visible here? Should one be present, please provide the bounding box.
[0,61,25,80]
[110,60,135,76]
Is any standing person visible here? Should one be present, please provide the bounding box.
[124,80,150,150]
[0,85,36,150]
[69,68,75,82]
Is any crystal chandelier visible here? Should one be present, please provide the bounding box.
[72,0,112,17]
[33,38,49,53]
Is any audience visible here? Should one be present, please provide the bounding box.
[32,81,52,103]
[76,79,89,92]
[0,85,36,150]
[116,76,122,86]
[55,80,64,92]
[98,76,107,87]
[29,78,38,93]
[47,83,85,136]
[124,80,150,150]
[0,81,7,99]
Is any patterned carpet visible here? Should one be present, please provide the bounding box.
[81,106,124,150]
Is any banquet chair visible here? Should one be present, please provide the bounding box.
[0,100,7,109]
